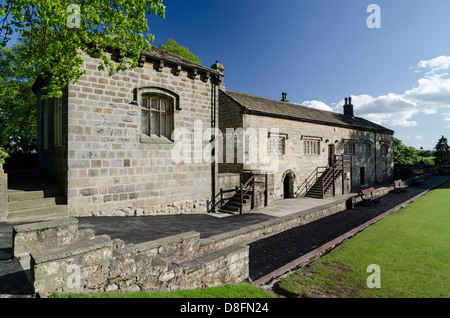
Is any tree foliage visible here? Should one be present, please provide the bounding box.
[158,38,202,64]
[434,135,450,166]
[0,0,165,99]
[0,44,37,152]
[393,138,420,165]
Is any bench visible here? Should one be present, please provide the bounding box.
[412,176,425,186]
[358,187,382,206]
[393,179,408,192]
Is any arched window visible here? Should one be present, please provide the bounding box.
[134,86,180,143]
[141,95,173,138]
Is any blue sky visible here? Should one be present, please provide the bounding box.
[147,0,450,150]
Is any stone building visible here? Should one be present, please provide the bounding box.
[218,91,394,202]
[32,47,225,217]
[26,46,394,218]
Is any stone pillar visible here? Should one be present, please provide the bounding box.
[0,166,7,221]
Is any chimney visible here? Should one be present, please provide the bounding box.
[281,92,289,102]
[343,96,354,117]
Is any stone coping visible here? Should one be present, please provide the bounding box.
[30,234,111,264]
[181,244,249,274]
[135,231,199,253]
[13,217,78,233]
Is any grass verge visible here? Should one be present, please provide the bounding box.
[50,283,277,298]
[275,180,450,298]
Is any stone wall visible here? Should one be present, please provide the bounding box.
[0,168,7,221]
[218,91,243,174]
[15,218,249,297]
[61,53,224,216]
[235,113,394,200]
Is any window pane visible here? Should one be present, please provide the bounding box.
[141,110,148,134]
[142,98,148,109]
[161,113,167,137]
[151,112,159,135]
[161,101,167,111]
[151,98,158,110]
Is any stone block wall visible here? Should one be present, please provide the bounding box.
[218,91,243,174]
[17,218,249,297]
[63,53,223,216]
[237,114,394,199]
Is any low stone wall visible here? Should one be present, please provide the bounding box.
[200,199,348,255]
[13,218,81,258]
[13,218,249,297]
[0,168,7,222]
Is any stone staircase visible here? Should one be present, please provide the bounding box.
[304,167,343,199]
[304,168,333,199]
[5,169,68,223]
[218,191,252,214]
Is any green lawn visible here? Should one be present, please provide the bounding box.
[276,180,450,298]
[50,283,277,298]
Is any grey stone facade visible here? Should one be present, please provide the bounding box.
[35,47,224,216]
[33,46,394,217]
[218,91,394,200]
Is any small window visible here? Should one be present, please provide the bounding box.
[304,140,320,155]
[344,142,356,155]
[365,143,371,156]
[270,137,285,155]
[141,95,173,138]
[54,96,63,146]
[380,144,388,155]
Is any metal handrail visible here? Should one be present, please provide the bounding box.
[208,173,268,214]
[295,166,327,197]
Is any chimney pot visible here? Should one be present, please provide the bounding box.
[343,96,354,117]
[281,92,289,102]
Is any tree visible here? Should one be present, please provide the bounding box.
[0,0,165,99]
[393,138,420,164]
[434,135,450,166]
[158,38,202,64]
[0,44,37,152]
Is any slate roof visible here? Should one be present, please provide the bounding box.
[220,90,394,134]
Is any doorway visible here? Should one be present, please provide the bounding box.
[328,144,335,166]
[360,167,365,185]
[282,171,295,199]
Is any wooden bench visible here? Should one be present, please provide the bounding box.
[412,176,425,186]
[393,179,408,192]
[358,187,382,206]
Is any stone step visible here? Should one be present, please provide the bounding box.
[8,188,64,202]
[8,196,66,212]
[7,205,68,223]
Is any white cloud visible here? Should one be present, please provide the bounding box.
[301,100,333,112]
[416,56,450,74]
[307,56,450,129]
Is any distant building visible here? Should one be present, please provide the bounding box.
[218,91,394,201]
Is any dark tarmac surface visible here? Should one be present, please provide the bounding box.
[1,176,448,296]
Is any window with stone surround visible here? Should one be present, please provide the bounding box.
[380,143,389,155]
[270,137,285,155]
[364,142,371,156]
[344,141,356,155]
[304,139,320,155]
[141,95,173,139]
